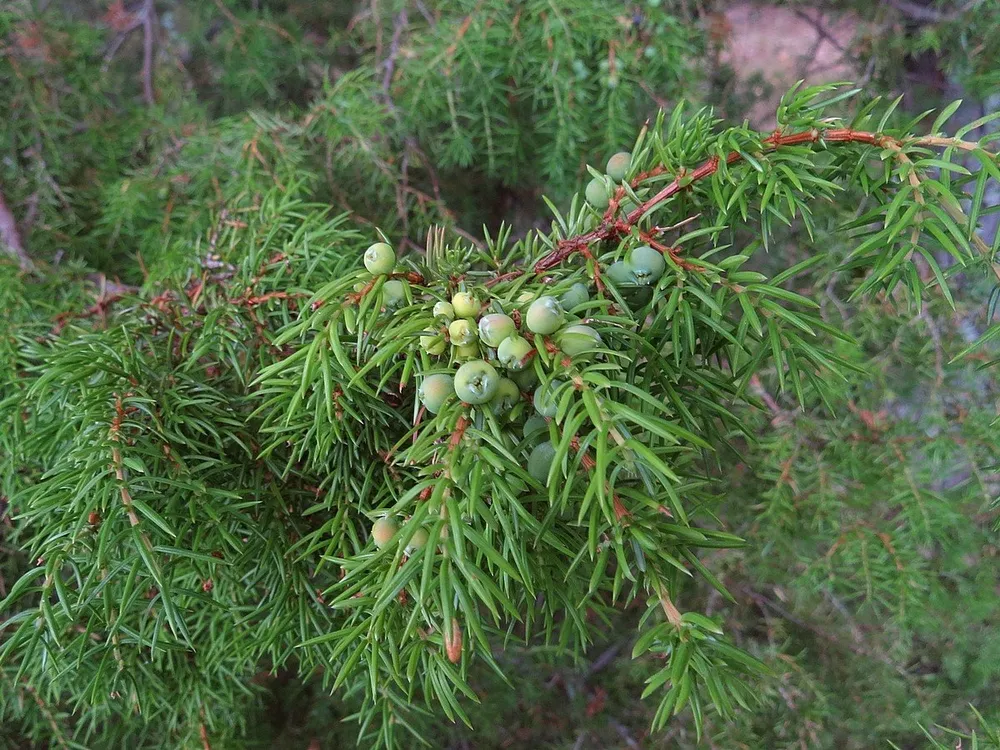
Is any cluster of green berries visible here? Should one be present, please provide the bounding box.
[416,284,603,419]
[356,228,665,546]
[361,241,407,309]
[369,515,430,553]
[607,245,666,287]
[585,151,633,212]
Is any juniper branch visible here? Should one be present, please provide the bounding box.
[535,127,1000,280]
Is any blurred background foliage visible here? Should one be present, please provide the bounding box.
[2,0,1000,748]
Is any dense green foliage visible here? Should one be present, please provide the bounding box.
[2,2,1000,749]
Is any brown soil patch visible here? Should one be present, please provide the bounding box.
[717,3,862,127]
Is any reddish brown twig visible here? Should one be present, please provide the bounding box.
[110,395,142,529]
[52,278,136,334]
[444,618,462,663]
[533,127,905,274]
[236,291,302,307]
[485,270,524,288]
[449,416,469,449]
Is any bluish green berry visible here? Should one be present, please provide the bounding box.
[433,300,455,321]
[606,261,637,286]
[372,516,398,548]
[478,314,516,348]
[449,318,477,346]
[420,334,446,355]
[522,415,548,439]
[497,336,533,371]
[558,325,602,357]
[626,245,665,286]
[491,378,520,414]
[526,296,565,335]
[382,279,406,308]
[451,292,481,318]
[606,152,632,181]
[419,374,454,414]
[455,360,500,405]
[528,442,557,483]
[533,380,563,418]
[585,177,610,210]
[364,242,395,275]
[560,283,590,311]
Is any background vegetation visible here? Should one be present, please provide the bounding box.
[2,1,1000,748]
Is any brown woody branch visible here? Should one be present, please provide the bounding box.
[531,127,1000,282]
[534,128,888,273]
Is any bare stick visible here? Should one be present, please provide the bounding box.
[141,0,156,106]
[885,0,980,23]
[382,10,407,93]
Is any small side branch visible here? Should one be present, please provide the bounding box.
[140,0,157,106]
[382,9,408,93]
[103,0,157,104]
[533,127,1000,282]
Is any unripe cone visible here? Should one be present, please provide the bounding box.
[585,177,610,209]
[364,242,395,275]
[526,296,565,335]
[491,378,520,414]
[406,527,429,553]
[560,283,590,312]
[419,374,454,414]
[449,319,477,346]
[497,336,533,371]
[433,300,455,321]
[454,360,500,404]
[522,414,548,439]
[453,343,480,360]
[558,324,602,357]
[478,314,516,348]
[606,151,632,181]
[623,286,654,307]
[533,380,563,418]
[512,367,538,391]
[607,261,637,286]
[420,334,446,355]
[382,279,406,308]
[528,441,557,483]
[627,245,666,286]
[371,516,398,549]
[451,292,481,318]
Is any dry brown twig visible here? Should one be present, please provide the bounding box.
[102,0,157,103]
